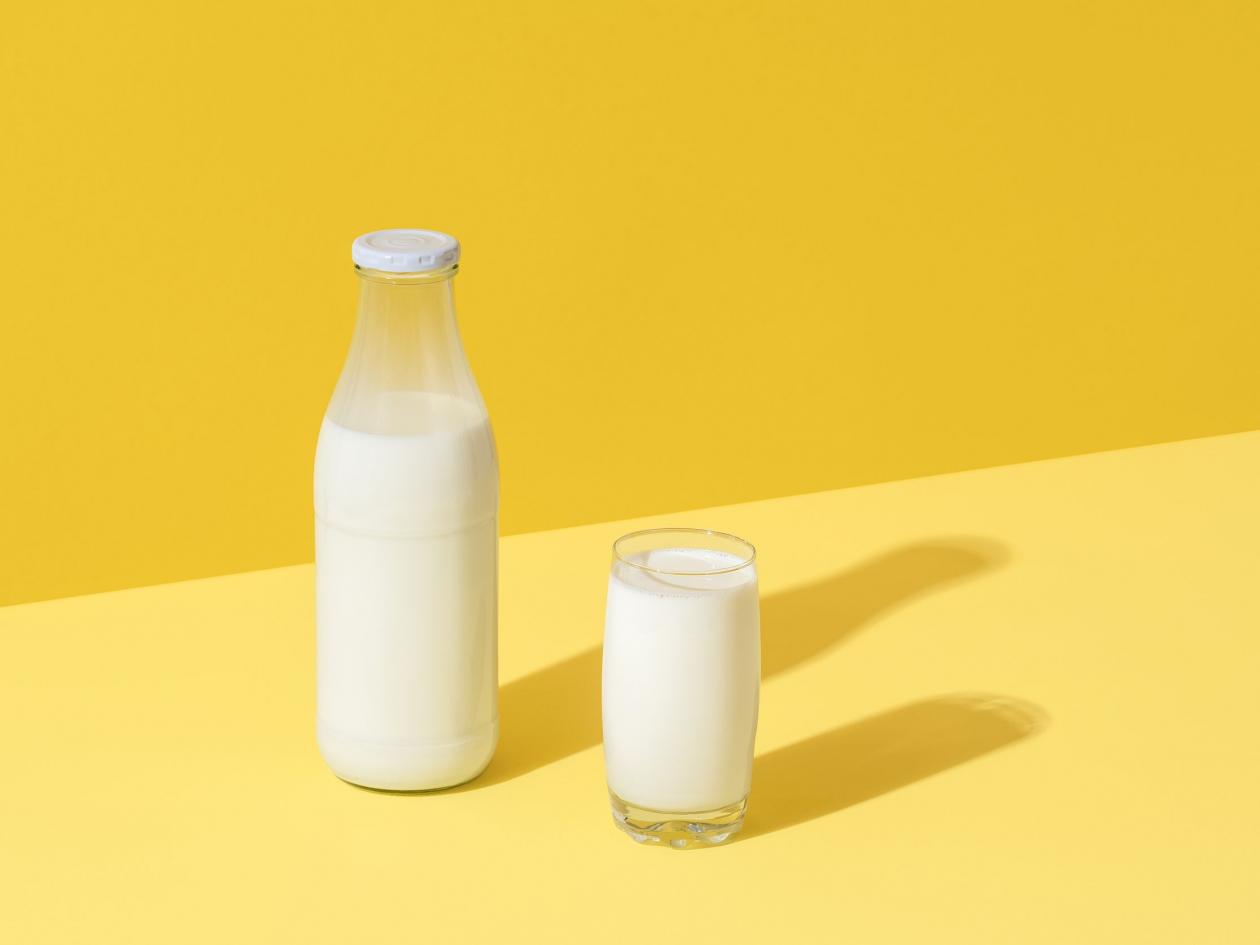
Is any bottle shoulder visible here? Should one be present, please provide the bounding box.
[314,397,498,536]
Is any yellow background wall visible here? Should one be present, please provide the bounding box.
[2,1,1257,606]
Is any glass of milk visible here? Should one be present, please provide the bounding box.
[602,528,760,848]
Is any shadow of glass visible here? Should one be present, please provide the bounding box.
[740,694,1047,840]
[460,537,1009,789]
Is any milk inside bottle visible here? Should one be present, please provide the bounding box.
[315,229,498,790]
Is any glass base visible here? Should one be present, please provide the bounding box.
[609,791,747,849]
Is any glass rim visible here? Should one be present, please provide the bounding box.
[612,527,757,576]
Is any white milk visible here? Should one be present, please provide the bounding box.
[602,548,760,813]
[315,390,498,790]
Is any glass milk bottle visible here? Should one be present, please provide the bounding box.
[315,229,498,790]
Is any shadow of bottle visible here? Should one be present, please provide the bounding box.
[739,694,1047,841]
[464,538,1009,789]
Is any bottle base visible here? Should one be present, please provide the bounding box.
[318,720,498,792]
[609,791,748,849]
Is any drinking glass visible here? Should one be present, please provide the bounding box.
[602,528,760,848]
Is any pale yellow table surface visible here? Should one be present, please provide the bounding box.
[3,433,1258,943]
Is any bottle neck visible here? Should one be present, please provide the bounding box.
[355,271,458,355]
[327,269,485,433]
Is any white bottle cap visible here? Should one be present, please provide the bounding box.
[351,229,460,273]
